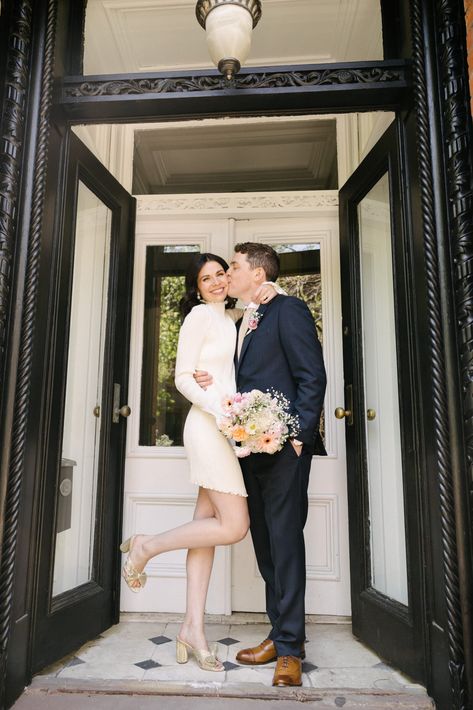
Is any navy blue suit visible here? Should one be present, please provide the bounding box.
[236,295,326,657]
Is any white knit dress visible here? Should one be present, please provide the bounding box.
[174,302,247,497]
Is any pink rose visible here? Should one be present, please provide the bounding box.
[235,446,251,458]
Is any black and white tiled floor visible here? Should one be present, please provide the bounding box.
[37,614,429,699]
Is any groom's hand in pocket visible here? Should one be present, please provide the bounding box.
[290,438,303,457]
[194,370,213,390]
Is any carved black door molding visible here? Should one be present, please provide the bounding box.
[0,1,33,385]
[0,0,58,706]
[409,0,473,707]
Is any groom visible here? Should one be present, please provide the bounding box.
[197,242,326,686]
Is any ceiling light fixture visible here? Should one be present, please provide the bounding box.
[195,0,262,81]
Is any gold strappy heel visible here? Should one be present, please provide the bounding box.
[176,636,224,672]
[120,536,147,593]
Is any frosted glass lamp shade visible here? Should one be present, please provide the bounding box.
[196,0,262,80]
[206,5,252,78]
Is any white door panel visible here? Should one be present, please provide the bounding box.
[231,218,350,615]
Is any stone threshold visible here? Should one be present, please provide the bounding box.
[29,677,434,708]
[120,611,353,624]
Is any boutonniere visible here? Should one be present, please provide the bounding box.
[247,310,263,334]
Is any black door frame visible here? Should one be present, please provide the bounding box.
[0,1,472,709]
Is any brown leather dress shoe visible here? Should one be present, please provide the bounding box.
[236,639,306,665]
[236,638,277,665]
[272,655,302,686]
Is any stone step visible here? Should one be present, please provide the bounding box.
[22,677,434,709]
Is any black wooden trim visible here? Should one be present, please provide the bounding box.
[0,0,58,705]
[410,0,471,707]
[0,0,33,410]
[433,0,473,702]
[65,1,86,75]
[0,0,35,693]
[59,60,411,122]
[381,0,404,59]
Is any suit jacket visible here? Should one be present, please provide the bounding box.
[235,295,327,448]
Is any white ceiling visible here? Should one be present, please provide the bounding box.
[132,117,338,194]
[84,0,383,75]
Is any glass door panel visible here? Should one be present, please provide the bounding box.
[139,244,200,447]
[273,242,325,451]
[358,173,408,605]
[53,182,112,596]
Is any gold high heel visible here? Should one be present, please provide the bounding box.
[176,636,224,672]
[120,536,147,593]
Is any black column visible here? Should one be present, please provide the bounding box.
[0,2,36,703]
[0,0,61,706]
[409,0,473,707]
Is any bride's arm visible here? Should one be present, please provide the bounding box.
[259,281,287,297]
[174,306,222,417]
[227,281,288,323]
[227,307,243,323]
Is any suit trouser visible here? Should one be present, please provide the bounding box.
[240,442,312,657]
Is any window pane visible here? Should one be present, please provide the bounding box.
[358,173,408,605]
[273,243,325,452]
[53,182,111,597]
[140,245,200,447]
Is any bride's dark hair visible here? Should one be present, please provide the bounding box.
[179,253,237,320]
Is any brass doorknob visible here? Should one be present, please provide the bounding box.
[118,405,131,418]
[367,409,376,421]
[335,407,352,420]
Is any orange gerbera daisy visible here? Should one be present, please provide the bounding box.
[232,426,249,442]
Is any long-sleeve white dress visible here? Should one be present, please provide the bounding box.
[174,302,247,497]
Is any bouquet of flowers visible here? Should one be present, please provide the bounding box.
[218,389,299,458]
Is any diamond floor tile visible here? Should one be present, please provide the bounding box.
[149,636,172,645]
[217,637,240,646]
[134,660,161,670]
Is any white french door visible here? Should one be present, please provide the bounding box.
[121,195,350,617]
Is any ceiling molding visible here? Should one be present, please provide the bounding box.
[84,0,383,75]
[136,191,340,215]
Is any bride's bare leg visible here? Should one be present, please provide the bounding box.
[179,487,215,651]
[125,489,249,587]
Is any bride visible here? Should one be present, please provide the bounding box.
[120,253,279,672]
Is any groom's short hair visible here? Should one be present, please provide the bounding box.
[234,242,280,282]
